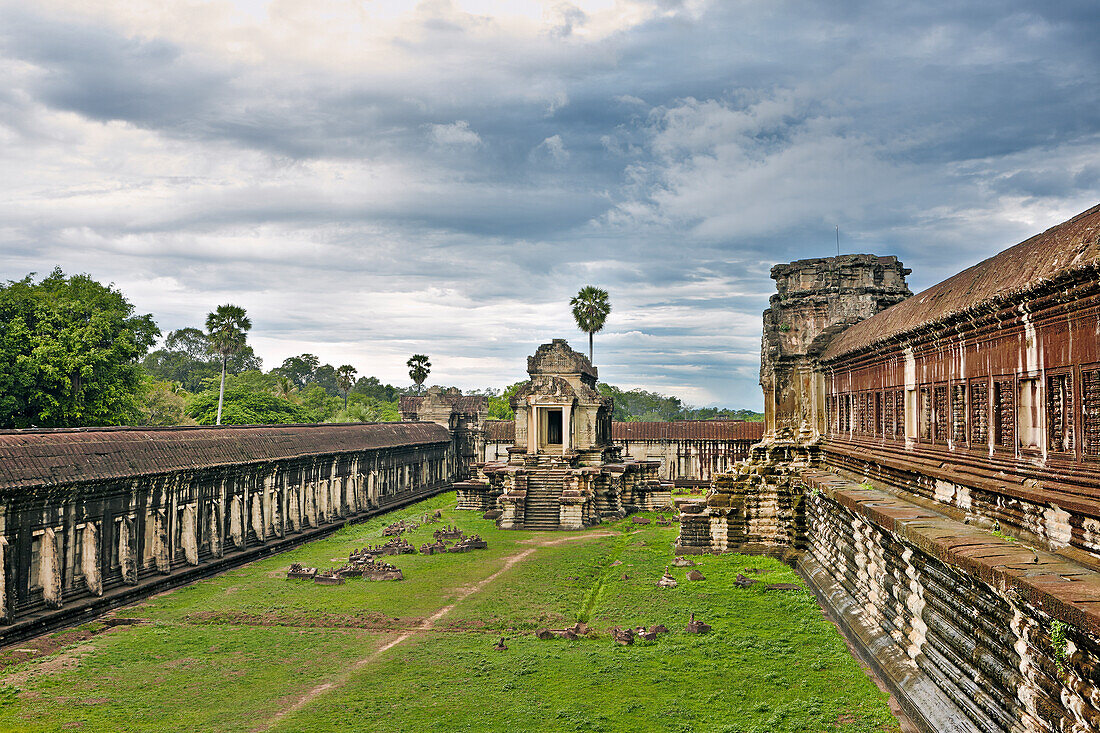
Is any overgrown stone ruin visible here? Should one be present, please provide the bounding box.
[455,340,672,530]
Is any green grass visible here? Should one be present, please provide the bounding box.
[0,493,898,733]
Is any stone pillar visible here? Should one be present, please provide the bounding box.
[82,522,102,596]
[152,512,170,574]
[563,403,572,456]
[40,527,62,608]
[251,494,265,542]
[181,505,199,566]
[230,495,244,548]
[209,502,223,557]
[119,517,137,584]
[0,537,8,623]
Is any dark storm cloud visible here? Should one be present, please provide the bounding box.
[2,0,1099,406]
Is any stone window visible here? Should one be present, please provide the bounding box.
[970,380,989,446]
[993,379,1015,449]
[110,519,121,569]
[895,389,905,438]
[884,391,895,438]
[919,387,932,442]
[1017,378,1041,451]
[1084,368,1100,458]
[1047,373,1074,453]
[951,384,967,444]
[29,534,42,590]
[842,394,851,433]
[875,392,883,436]
[933,385,948,443]
[73,527,84,578]
[852,394,863,434]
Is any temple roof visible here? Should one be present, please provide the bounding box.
[0,422,451,491]
[822,203,1100,360]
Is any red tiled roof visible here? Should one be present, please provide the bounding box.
[823,203,1100,360]
[0,422,451,491]
[486,421,515,441]
[613,420,764,441]
[483,420,763,443]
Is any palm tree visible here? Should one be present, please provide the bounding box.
[336,365,357,410]
[570,286,611,362]
[273,375,298,402]
[407,354,431,394]
[204,304,252,425]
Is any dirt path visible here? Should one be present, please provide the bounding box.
[258,531,614,731]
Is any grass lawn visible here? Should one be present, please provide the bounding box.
[0,492,898,733]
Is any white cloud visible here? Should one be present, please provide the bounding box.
[427,120,482,147]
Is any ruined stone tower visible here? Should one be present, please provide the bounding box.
[759,255,911,458]
[455,339,669,530]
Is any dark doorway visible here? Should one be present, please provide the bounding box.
[547,409,563,444]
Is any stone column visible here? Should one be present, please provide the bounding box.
[209,502,223,557]
[251,494,265,542]
[119,518,137,584]
[181,505,199,566]
[230,495,244,548]
[40,528,62,608]
[152,512,170,574]
[82,522,102,596]
[0,537,8,623]
[563,403,572,456]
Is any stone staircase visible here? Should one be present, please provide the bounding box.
[523,461,568,530]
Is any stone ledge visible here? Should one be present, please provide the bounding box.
[802,469,1100,638]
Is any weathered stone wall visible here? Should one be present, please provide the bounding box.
[0,423,454,645]
[801,470,1100,733]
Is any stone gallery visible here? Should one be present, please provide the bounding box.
[1,206,1099,731]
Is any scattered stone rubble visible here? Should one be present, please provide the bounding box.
[340,559,403,581]
[287,563,317,579]
[313,569,345,586]
[382,519,419,536]
[684,612,711,634]
[434,526,465,542]
[657,567,678,588]
[686,569,705,581]
[493,637,508,651]
[447,534,488,552]
[671,556,694,567]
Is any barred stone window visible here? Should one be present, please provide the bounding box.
[875,392,883,436]
[993,379,1015,448]
[970,380,988,445]
[29,535,42,590]
[853,394,863,434]
[933,385,948,443]
[919,387,932,441]
[884,391,895,438]
[895,389,905,438]
[1047,373,1074,453]
[1084,369,1100,457]
[951,384,967,444]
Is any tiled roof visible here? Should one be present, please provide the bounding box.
[0,422,451,491]
[486,421,515,441]
[483,420,763,442]
[823,203,1100,360]
[399,394,489,414]
[613,420,765,441]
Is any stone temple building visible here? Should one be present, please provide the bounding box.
[454,340,671,529]
[678,203,1100,733]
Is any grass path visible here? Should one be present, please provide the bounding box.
[0,493,900,733]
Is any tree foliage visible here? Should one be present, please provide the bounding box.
[186,373,309,425]
[570,285,611,361]
[407,354,431,393]
[0,268,159,428]
[597,383,764,422]
[142,327,260,392]
[205,304,252,425]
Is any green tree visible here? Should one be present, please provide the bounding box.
[570,285,611,362]
[138,379,194,426]
[407,354,431,394]
[299,383,342,422]
[272,375,298,401]
[274,354,320,390]
[0,268,159,428]
[351,375,404,402]
[187,376,308,425]
[205,304,252,426]
[336,365,357,409]
[486,382,525,420]
[143,327,260,392]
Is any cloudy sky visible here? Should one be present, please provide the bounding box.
[3,0,1099,408]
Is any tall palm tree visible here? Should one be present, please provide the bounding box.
[272,375,298,402]
[407,354,431,394]
[570,286,611,362]
[205,304,251,425]
[336,364,357,410]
